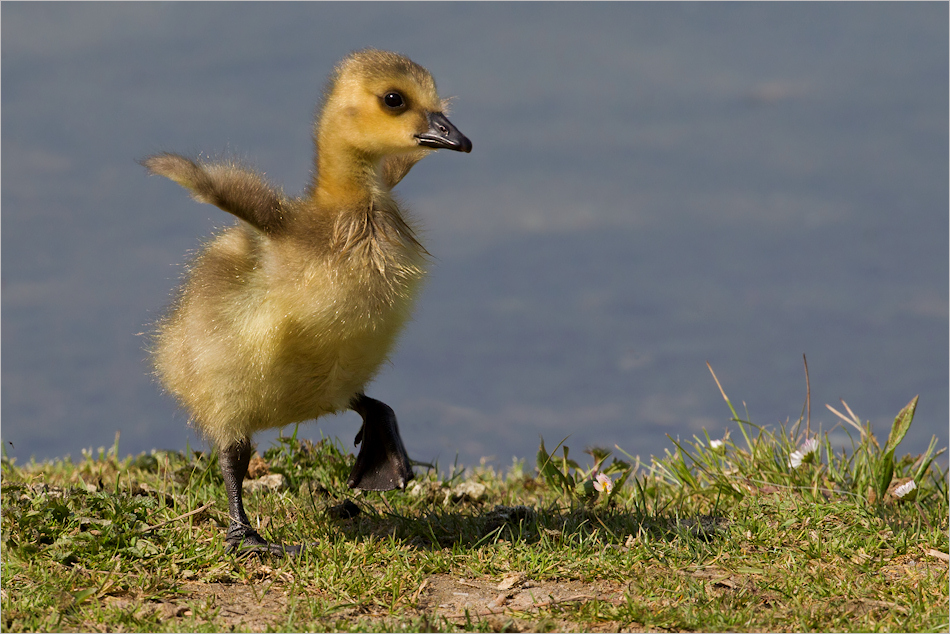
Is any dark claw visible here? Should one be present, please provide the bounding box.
[227,540,306,557]
[226,523,305,557]
[347,394,414,491]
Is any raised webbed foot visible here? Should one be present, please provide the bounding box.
[347,394,414,491]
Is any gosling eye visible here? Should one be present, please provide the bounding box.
[382,91,407,111]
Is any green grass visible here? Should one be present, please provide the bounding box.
[2,376,947,632]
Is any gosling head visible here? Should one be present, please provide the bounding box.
[317,49,472,160]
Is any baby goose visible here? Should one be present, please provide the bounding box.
[143,49,471,554]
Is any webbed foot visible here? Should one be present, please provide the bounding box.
[347,394,414,491]
[225,522,305,557]
[219,438,305,557]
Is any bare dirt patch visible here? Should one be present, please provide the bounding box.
[421,573,622,616]
[87,584,290,633]
[142,573,642,632]
[172,581,297,631]
[417,573,639,632]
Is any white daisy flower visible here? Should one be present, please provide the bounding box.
[593,472,613,494]
[789,450,805,469]
[709,439,725,452]
[789,437,820,469]
[892,480,917,499]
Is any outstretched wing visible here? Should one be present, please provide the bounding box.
[142,153,287,234]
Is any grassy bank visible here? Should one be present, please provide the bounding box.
[2,387,947,632]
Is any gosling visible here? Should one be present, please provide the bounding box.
[143,49,471,554]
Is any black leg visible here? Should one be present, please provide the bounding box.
[347,394,414,491]
[219,438,301,556]
[220,438,261,546]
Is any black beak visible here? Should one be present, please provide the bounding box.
[416,112,472,153]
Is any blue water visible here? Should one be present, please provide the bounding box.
[3,3,947,470]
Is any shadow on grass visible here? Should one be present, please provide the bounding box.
[324,497,727,552]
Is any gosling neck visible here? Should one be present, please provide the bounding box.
[311,137,389,211]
